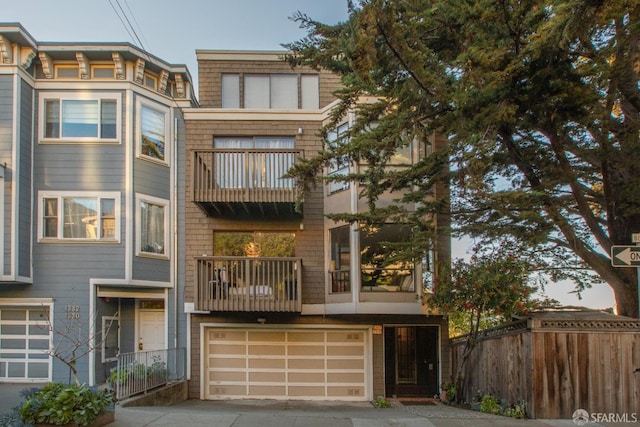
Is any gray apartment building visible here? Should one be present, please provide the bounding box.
[183,51,451,401]
[0,23,196,385]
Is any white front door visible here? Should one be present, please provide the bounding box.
[138,311,165,351]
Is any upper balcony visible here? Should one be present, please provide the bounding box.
[192,149,302,218]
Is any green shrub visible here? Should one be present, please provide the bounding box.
[440,381,456,403]
[18,382,114,426]
[372,396,392,408]
[479,393,501,414]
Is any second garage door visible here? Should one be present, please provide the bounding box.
[204,327,368,400]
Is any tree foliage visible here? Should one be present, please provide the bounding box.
[422,248,554,401]
[284,0,640,316]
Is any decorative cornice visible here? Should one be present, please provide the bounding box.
[20,47,36,69]
[134,58,145,84]
[175,74,185,98]
[38,52,53,78]
[159,70,169,93]
[75,52,90,79]
[112,52,125,80]
[0,35,13,64]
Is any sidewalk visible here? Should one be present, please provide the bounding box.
[0,384,607,427]
[111,399,600,427]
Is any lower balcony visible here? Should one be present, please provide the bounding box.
[195,256,302,312]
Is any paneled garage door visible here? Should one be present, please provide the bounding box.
[204,328,368,400]
[0,306,51,381]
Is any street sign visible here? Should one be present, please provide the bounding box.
[610,245,640,267]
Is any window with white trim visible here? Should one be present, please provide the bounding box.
[40,93,119,142]
[38,192,120,241]
[138,102,169,163]
[136,195,168,257]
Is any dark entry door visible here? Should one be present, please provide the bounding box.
[384,326,439,397]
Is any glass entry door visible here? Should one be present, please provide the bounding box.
[395,327,417,383]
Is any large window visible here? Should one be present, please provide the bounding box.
[138,102,168,163]
[360,224,415,292]
[213,137,295,189]
[222,73,319,109]
[330,226,351,293]
[213,231,295,257]
[41,94,119,141]
[137,195,168,257]
[39,192,119,241]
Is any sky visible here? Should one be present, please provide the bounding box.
[4,1,618,311]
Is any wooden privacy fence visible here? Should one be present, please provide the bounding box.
[450,311,640,419]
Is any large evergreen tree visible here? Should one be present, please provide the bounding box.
[284,0,640,317]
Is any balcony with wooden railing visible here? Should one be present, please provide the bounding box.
[192,149,302,217]
[194,256,302,312]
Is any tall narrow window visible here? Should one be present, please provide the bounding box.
[140,105,166,162]
[327,122,350,194]
[138,197,167,256]
[221,74,240,108]
[244,74,270,108]
[301,74,320,109]
[330,226,351,293]
[270,74,298,109]
[42,198,58,238]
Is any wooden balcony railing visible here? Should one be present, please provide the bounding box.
[194,256,302,312]
[193,149,301,205]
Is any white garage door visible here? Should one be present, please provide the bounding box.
[204,328,368,400]
[0,306,51,382]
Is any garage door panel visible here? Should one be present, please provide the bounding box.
[249,385,286,396]
[209,357,245,368]
[215,344,245,354]
[289,385,325,396]
[288,372,324,383]
[249,344,285,355]
[328,372,364,383]
[328,386,364,397]
[289,358,323,369]
[210,371,245,382]
[205,328,368,400]
[327,346,364,356]
[249,371,286,382]
[288,345,324,356]
[327,359,363,369]
[248,331,285,341]
[288,331,324,342]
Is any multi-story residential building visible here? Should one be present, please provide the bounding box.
[183,51,451,401]
[0,23,196,385]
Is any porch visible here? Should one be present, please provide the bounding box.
[194,256,302,312]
